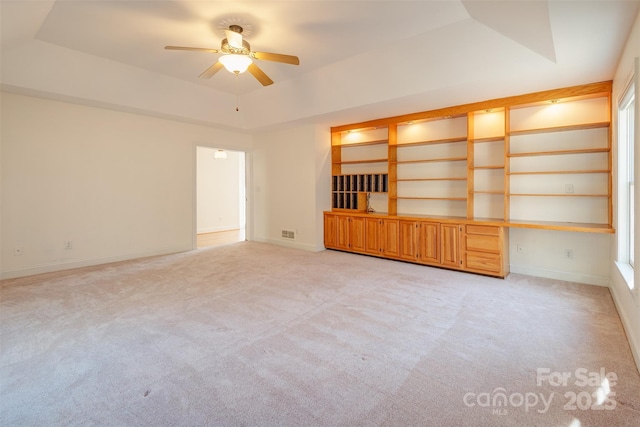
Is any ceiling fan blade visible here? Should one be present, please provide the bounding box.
[225,29,243,49]
[247,63,274,86]
[199,62,224,79]
[165,46,219,53]
[252,51,300,65]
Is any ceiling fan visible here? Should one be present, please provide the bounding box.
[165,25,299,86]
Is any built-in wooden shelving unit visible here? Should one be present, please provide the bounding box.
[325,84,613,279]
[328,81,614,234]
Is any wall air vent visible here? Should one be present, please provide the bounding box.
[281,229,295,240]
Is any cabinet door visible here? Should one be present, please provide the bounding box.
[324,214,338,249]
[441,224,462,269]
[365,217,381,255]
[336,215,351,250]
[417,222,439,264]
[381,219,400,257]
[399,220,418,261]
[350,216,366,253]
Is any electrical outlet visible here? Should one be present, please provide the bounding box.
[517,244,524,254]
[565,184,574,194]
[564,249,574,259]
[64,241,73,250]
[14,247,23,256]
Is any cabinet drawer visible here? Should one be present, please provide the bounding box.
[466,234,500,253]
[466,251,502,273]
[466,224,500,236]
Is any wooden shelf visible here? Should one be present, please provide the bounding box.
[397,177,467,181]
[472,165,504,170]
[336,158,388,165]
[396,136,467,147]
[508,148,608,157]
[471,191,504,194]
[394,196,467,201]
[509,193,609,197]
[336,139,388,147]
[473,136,504,143]
[508,169,610,175]
[394,157,467,164]
[509,121,610,136]
[504,219,614,234]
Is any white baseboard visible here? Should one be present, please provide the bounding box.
[509,265,610,287]
[0,245,192,280]
[609,266,640,374]
[253,237,322,252]
[609,285,640,374]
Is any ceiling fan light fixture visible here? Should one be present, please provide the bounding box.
[219,54,252,74]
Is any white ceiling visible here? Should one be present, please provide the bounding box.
[1,1,639,131]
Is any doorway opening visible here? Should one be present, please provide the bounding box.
[196,146,246,249]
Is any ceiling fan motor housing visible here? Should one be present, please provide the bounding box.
[221,39,251,55]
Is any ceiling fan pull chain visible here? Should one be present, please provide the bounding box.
[235,71,240,112]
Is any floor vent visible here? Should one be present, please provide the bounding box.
[281,229,295,240]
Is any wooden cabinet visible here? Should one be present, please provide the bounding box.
[350,216,366,253]
[324,212,509,278]
[400,220,440,264]
[463,224,509,277]
[364,217,380,255]
[440,223,463,269]
[399,220,418,261]
[324,214,338,249]
[417,222,439,264]
[380,219,400,257]
[336,215,350,250]
[325,214,367,253]
[360,218,400,257]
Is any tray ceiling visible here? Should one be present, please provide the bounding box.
[1,1,638,130]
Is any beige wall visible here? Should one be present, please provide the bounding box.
[509,228,611,286]
[252,124,331,252]
[0,92,251,279]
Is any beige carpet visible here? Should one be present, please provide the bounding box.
[1,241,639,426]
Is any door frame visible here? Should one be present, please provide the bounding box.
[192,143,252,249]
